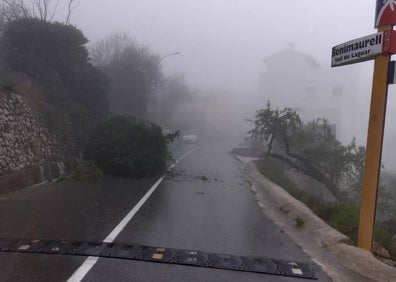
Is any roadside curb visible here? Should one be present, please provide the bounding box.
[243,160,396,282]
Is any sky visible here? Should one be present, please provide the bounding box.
[62,0,378,91]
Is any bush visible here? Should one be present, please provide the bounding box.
[295,216,305,228]
[73,158,103,180]
[304,194,337,222]
[255,156,396,257]
[85,115,168,177]
[330,202,360,241]
[375,225,396,260]
[256,157,358,237]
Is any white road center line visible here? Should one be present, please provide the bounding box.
[103,175,165,243]
[67,147,198,282]
[67,256,99,282]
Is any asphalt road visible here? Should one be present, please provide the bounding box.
[0,139,330,281]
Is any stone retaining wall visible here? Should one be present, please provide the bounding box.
[0,91,73,193]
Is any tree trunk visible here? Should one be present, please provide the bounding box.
[267,152,344,202]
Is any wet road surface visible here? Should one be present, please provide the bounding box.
[0,140,330,281]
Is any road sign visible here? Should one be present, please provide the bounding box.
[331,30,396,67]
[375,0,396,27]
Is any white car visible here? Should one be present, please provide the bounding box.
[182,134,198,144]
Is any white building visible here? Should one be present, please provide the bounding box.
[258,45,364,144]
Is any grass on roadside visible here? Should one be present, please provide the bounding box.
[255,157,396,260]
[294,216,305,228]
[255,157,302,199]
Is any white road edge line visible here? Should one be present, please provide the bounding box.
[66,147,198,282]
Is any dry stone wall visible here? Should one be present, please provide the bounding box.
[0,91,73,193]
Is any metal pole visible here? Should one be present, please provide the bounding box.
[160,52,180,62]
[357,25,391,251]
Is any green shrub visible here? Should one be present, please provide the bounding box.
[374,225,396,260]
[85,115,168,177]
[375,225,393,247]
[304,195,337,222]
[295,216,305,228]
[256,158,356,238]
[255,157,396,257]
[73,158,103,180]
[330,202,360,241]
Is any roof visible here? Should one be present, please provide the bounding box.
[263,46,321,71]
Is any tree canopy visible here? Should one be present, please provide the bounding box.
[1,18,88,82]
[248,102,365,201]
[156,73,192,128]
[90,33,162,119]
[0,18,109,145]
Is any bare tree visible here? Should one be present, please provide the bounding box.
[0,0,78,25]
[90,33,136,67]
[66,0,79,24]
[90,33,162,118]
[0,0,31,21]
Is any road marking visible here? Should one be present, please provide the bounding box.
[67,256,99,282]
[67,147,198,282]
[103,175,166,243]
[152,253,163,260]
[292,268,303,275]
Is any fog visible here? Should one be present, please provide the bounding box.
[49,0,396,169]
[66,0,375,88]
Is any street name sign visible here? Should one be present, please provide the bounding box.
[331,30,396,67]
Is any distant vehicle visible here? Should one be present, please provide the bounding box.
[162,129,179,151]
[182,134,198,144]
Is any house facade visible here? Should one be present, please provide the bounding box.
[258,45,364,144]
